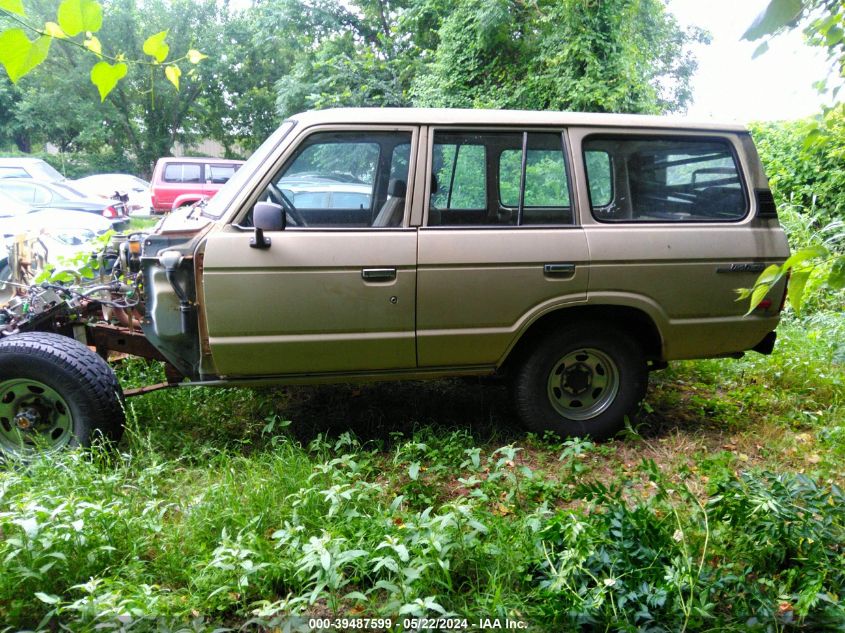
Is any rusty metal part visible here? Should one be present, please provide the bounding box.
[124,382,175,397]
[111,307,144,331]
[87,324,185,396]
[89,323,169,362]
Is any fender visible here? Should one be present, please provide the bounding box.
[171,194,205,211]
[496,292,669,366]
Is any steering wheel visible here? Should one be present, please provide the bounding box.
[267,182,308,227]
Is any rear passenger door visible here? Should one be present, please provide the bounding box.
[416,129,590,367]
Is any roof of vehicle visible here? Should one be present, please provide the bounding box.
[287,108,748,133]
[0,177,83,193]
[154,157,245,165]
[75,173,149,183]
[0,157,53,165]
[0,157,65,181]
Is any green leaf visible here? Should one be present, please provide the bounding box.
[142,30,169,63]
[56,0,103,37]
[83,34,101,56]
[44,22,66,38]
[734,287,752,301]
[742,0,802,40]
[829,256,845,290]
[786,269,810,313]
[782,245,829,271]
[164,64,180,90]
[408,462,420,481]
[746,283,773,315]
[755,263,783,287]
[752,41,769,59]
[34,592,60,605]
[90,60,127,101]
[186,49,207,64]
[0,30,51,82]
[0,0,25,16]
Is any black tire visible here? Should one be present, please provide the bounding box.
[0,332,124,457]
[512,323,647,440]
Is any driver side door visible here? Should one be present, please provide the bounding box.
[201,126,419,377]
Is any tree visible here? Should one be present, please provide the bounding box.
[0,0,232,175]
[740,0,845,312]
[412,0,708,113]
[265,0,707,117]
[192,7,291,155]
[259,0,449,118]
[743,0,844,97]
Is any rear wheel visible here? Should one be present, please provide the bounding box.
[0,332,125,457]
[512,324,647,440]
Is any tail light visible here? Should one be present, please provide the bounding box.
[103,205,118,219]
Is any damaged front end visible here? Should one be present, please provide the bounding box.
[0,231,189,393]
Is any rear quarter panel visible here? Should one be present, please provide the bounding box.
[568,127,790,360]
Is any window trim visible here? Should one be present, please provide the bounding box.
[163,162,204,184]
[582,133,750,225]
[583,149,614,210]
[230,124,419,231]
[497,136,574,214]
[424,127,579,230]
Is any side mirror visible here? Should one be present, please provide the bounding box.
[250,202,285,249]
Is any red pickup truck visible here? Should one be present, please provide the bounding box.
[150,157,244,213]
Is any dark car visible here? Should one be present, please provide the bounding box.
[0,178,129,230]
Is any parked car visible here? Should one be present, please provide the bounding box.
[150,157,244,213]
[276,176,374,224]
[0,178,129,230]
[0,157,65,181]
[0,190,111,304]
[0,107,791,456]
[72,173,152,215]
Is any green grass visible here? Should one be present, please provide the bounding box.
[0,311,843,631]
[128,216,160,232]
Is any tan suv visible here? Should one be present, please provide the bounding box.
[0,108,790,455]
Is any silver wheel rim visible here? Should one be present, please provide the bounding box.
[546,348,620,421]
[0,379,74,455]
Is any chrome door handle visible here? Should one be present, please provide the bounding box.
[362,268,397,281]
[544,263,576,277]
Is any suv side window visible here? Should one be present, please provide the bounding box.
[268,130,412,228]
[207,164,237,184]
[163,163,202,184]
[428,131,572,226]
[583,136,747,222]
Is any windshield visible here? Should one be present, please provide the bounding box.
[0,190,31,217]
[36,161,65,181]
[202,121,296,219]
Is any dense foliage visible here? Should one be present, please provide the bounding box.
[411,0,706,113]
[1,0,705,175]
[751,109,845,224]
[0,311,842,630]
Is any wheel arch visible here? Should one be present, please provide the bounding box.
[500,304,665,374]
[171,194,203,210]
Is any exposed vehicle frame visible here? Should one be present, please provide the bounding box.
[0,108,790,457]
